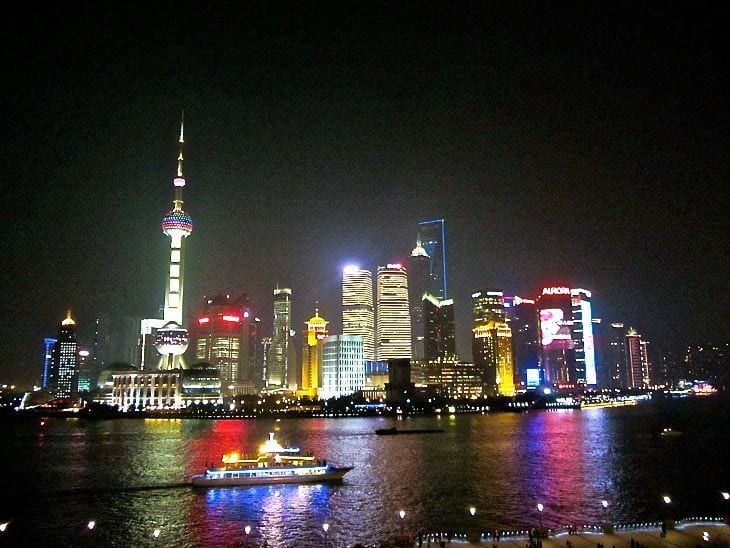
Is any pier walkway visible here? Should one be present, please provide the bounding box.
[406,520,729,548]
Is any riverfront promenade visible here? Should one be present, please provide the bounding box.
[408,521,730,548]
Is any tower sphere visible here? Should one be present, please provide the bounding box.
[161,209,193,237]
[154,321,189,356]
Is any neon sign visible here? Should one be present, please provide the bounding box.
[542,287,570,295]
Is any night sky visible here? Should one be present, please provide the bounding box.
[2,3,727,388]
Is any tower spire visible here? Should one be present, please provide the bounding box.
[177,111,185,178]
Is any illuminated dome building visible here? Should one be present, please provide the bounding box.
[298,309,329,397]
[155,116,193,369]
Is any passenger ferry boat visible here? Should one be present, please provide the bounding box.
[191,432,353,487]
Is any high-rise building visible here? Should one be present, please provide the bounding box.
[155,117,193,370]
[376,264,411,360]
[342,266,375,361]
[269,287,292,388]
[139,318,165,371]
[504,296,539,389]
[473,290,506,324]
[299,309,329,397]
[245,316,262,386]
[49,311,78,398]
[602,322,627,388]
[76,350,92,393]
[193,294,251,387]
[422,293,456,362]
[626,328,650,388]
[260,336,272,386]
[570,289,597,386]
[408,237,430,361]
[418,219,448,298]
[41,337,57,389]
[472,291,515,396]
[536,286,575,385]
[320,335,365,399]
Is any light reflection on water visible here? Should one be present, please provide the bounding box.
[0,397,727,546]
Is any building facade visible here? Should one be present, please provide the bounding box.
[342,266,375,361]
[407,237,430,361]
[418,219,448,298]
[504,295,539,389]
[320,335,365,399]
[41,337,57,389]
[193,294,252,388]
[472,291,516,396]
[536,286,575,386]
[570,288,597,386]
[422,293,456,362]
[269,287,292,388]
[626,328,650,388]
[49,311,78,398]
[299,309,329,397]
[376,264,412,360]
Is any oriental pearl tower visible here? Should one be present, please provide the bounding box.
[155,116,194,369]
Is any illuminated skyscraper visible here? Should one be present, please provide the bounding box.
[155,117,193,370]
[504,295,539,388]
[571,288,597,385]
[299,309,328,397]
[269,287,292,387]
[408,236,430,361]
[418,219,448,298]
[41,337,56,389]
[49,311,78,398]
[342,266,375,361]
[76,350,92,393]
[422,293,456,362]
[626,328,650,388]
[193,294,251,387]
[603,322,627,388]
[536,286,575,385]
[472,291,515,396]
[320,335,365,399]
[376,264,411,360]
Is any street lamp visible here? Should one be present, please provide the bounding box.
[87,520,96,531]
[399,510,406,544]
[721,492,730,501]
[601,500,609,524]
[152,528,161,539]
[322,523,329,547]
[244,525,251,546]
[469,506,476,517]
[537,503,544,530]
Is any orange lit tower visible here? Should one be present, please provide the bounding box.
[299,309,329,397]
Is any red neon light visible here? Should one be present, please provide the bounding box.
[222,315,241,323]
[198,317,210,324]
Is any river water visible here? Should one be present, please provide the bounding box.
[0,396,728,547]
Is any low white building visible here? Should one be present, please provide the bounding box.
[320,335,365,399]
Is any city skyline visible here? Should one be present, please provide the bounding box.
[2,4,727,387]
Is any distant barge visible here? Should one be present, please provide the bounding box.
[375,428,445,435]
